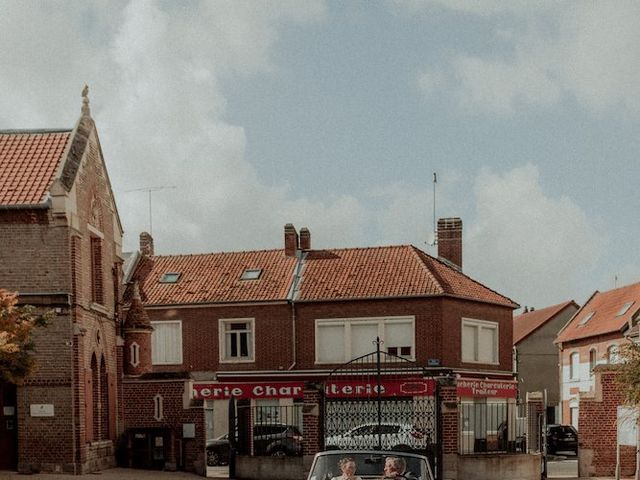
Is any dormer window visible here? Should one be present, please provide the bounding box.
[617,302,634,317]
[240,269,262,280]
[159,272,181,283]
[579,311,595,326]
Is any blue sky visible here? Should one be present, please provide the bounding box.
[1,1,639,311]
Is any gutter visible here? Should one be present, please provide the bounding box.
[0,200,50,210]
[287,250,306,370]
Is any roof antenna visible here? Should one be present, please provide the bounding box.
[615,275,618,288]
[427,172,438,246]
[124,185,177,235]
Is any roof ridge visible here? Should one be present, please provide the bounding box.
[412,245,518,307]
[0,128,72,134]
[515,300,576,320]
[149,248,286,259]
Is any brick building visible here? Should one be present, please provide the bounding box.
[122,217,520,474]
[0,90,124,473]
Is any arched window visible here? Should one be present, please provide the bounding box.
[608,344,620,364]
[91,354,99,440]
[589,348,597,375]
[570,352,579,379]
[100,355,109,440]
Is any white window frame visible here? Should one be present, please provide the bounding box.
[130,342,140,368]
[153,394,164,421]
[314,316,415,364]
[608,344,620,364]
[219,318,255,363]
[461,318,499,365]
[150,320,183,365]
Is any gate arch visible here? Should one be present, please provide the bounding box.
[323,338,441,478]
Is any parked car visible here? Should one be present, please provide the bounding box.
[307,450,434,480]
[546,424,578,455]
[206,423,303,466]
[325,423,428,451]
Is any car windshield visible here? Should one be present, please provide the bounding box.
[308,452,431,480]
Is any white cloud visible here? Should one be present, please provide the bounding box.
[465,164,606,307]
[409,2,640,115]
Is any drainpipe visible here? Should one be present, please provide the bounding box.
[287,250,305,370]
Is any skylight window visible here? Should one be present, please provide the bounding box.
[617,301,635,317]
[240,269,262,280]
[579,311,595,326]
[159,272,181,283]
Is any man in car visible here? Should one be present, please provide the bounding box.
[383,456,407,480]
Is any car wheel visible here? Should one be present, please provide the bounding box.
[207,449,221,467]
[270,447,287,457]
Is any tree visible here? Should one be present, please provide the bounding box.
[0,289,49,384]
[616,340,640,480]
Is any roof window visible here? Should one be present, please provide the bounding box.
[579,311,595,326]
[159,272,181,283]
[240,269,262,280]
[617,301,635,317]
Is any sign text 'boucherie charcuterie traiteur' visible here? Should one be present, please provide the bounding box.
[456,378,517,398]
[193,382,304,400]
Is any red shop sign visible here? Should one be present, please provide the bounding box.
[325,379,435,398]
[456,378,517,398]
[193,382,304,400]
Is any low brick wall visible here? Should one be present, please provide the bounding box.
[236,456,305,480]
[456,454,541,480]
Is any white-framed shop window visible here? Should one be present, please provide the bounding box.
[461,318,499,364]
[219,318,255,362]
[151,320,183,365]
[315,316,414,364]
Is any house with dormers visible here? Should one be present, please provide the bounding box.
[121,218,520,474]
[0,90,124,474]
[513,301,579,423]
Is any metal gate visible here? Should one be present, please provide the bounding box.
[324,338,441,478]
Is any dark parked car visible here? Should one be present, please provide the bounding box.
[206,423,303,466]
[546,424,578,455]
[307,450,434,480]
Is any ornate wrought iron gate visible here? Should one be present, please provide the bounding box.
[324,339,441,478]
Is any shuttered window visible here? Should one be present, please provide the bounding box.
[462,318,498,364]
[151,321,183,365]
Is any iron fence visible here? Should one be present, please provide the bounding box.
[235,404,304,457]
[458,401,527,454]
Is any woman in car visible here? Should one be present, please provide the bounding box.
[331,457,362,480]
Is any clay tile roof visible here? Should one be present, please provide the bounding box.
[513,300,578,344]
[134,250,298,305]
[124,284,152,329]
[131,244,516,307]
[556,281,640,344]
[0,130,71,206]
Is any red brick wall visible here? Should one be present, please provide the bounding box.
[579,368,636,477]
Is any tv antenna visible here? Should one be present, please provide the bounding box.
[427,172,438,246]
[124,185,176,235]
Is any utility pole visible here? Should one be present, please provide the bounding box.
[124,185,176,235]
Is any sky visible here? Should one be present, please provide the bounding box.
[1,1,639,312]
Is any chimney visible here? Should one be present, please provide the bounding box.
[437,217,462,270]
[284,224,298,257]
[299,227,311,250]
[140,232,154,257]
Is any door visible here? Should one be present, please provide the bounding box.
[0,383,18,470]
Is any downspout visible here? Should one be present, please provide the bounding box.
[287,250,306,370]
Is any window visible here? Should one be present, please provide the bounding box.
[130,342,140,367]
[153,394,163,421]
[617,302,635,317]
[240,269,262,280]
[579,311,595,326]
[220,319,254,362]
[90,237,104,304]
[315,316,415,363]
[151,321,183,365]
[608,344,620,364]
[570,352,579,379]
[159,272,181,283]
[461,318,498,364]
[589,348,597,375]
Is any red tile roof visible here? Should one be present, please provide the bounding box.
[556,282,640,344]
[513,300,578,344]
[0,131,71,205]
[136,250,298,305]
[133,245,517,307]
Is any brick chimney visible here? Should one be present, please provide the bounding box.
[284,224,299,257]
[437,217,462,270]
[299,227,311,250]
[140,232,154,256]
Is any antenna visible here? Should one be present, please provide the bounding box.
[124,185,176,235]
[427,172,438,246]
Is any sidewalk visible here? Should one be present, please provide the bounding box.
[0,468,204,479]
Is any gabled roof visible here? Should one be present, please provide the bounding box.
[131,244,517,308]
[555,282,640,344]
[513,300,578,344]
[0,130,71,205]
